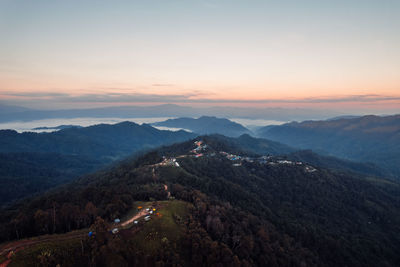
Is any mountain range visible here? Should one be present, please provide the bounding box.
[0,121,194,160]
[0,103,343,122]
[256,114,400,178]
[152,116,252,137]
[0,135,399,266]
[2,115,398,207]
[0,122,194,206]
[1,114,400,266]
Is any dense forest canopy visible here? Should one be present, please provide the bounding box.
[1,136,399,266]
[0,122,195,206]
[257,115,400,179]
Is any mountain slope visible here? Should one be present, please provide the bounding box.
[256,115,400,178]
[0,122,195,206]
[0,152,102,207]
[0,121,195,160]
[286,150,393,179]
[159,134,390,180]
[1,136,399,266]
[152,116,252,137]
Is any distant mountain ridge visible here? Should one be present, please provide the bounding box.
[152,116,252,137]
[0,103,344,122]
[33,125,83,130]
[0,121,195,160]
[256,114,400,178]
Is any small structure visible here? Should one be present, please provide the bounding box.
[305,166,317,173]
[112,228,119,234]
[149,210,153,214]
[88,231,93,237]
[146,208,150,211]
[144,216,151,221]
[134,220,138,224]
[114,218,121,223]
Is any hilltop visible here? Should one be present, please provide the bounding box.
[152,116,252,137]
[1,136,399,266]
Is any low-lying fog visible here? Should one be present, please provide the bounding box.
[0,117,287,133]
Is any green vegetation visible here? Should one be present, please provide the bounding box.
[0,254,6,264]
[0,135,399,266]
[0,152,103,206]
[287,149,392,178]
[9,238,85,267]
[152,116,252,137]
[257,114,400,179]
[2,200,190,266]
[0,122,194,206]
[130,200,189,253]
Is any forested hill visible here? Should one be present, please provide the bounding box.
[286,150,393,179]
[0,152,102,206]
[1,136,399,266]
[0,121,195,160]
[0,122,195,206]
[256,114,400,178]
[152,116,252,137]
[158,134,391,180]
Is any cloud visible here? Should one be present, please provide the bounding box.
[1,91,399,109]
[1,92,70,98]
[152,84,175,87]
[301,94,400,103]
[0,91,201,104]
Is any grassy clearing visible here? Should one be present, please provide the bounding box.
[2,230,87,267]
[9,238,84,267]
[0,254,7,264]
[129,200,189,253]
[5,200,189,265]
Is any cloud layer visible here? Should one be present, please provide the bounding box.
[1,91,399,107]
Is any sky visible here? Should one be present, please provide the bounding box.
[0,0,399,113]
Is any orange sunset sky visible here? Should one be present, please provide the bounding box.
[0,0,399,113]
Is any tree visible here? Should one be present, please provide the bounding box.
[34,209,50,234]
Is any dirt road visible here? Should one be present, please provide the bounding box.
[120,209,148,227]
[164,184,171,198]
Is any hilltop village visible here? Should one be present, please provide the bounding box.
[156,140,317,173]
[108,140,319,234]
